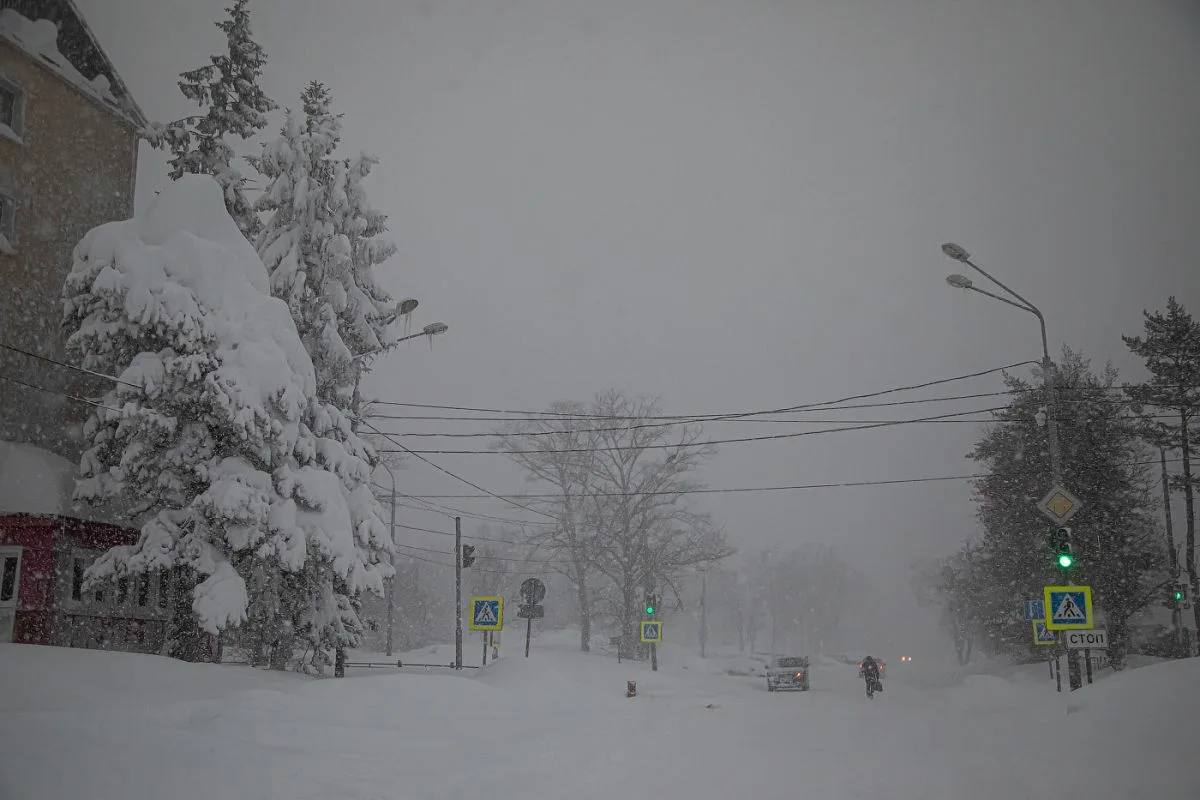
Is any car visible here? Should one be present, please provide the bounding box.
[765,656,810,692]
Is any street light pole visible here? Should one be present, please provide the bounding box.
[943,243,1078,691]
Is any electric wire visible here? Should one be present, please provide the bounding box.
[360,420,557,520]
[396,454,1183,499]
[382,405,1013,454]
[0,342,140,389]
[0,373,123,413]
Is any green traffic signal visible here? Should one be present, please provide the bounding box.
[645,604,655,615]
[1173,589,1185,602]
[1057,552,1074,569]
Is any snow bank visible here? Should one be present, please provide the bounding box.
[0,640,1196,800]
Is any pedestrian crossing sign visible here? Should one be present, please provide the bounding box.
[1032,620,1057,645]
[640,621,663,644]
[1043,585,1093,631]
[469,596,504,631]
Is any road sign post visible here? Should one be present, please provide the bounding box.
[519,579,546,658]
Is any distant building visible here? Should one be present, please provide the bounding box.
[0,0,146,457]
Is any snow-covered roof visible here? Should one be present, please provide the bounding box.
[0,439,128,526]
[0,2,146,127]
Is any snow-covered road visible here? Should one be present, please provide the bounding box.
[1,635,1194,799]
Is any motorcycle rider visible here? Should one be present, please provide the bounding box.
[861,655,882,693]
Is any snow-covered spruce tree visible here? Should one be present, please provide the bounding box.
[254,82,398,412]
[968,350,1162,665]
[144,0,275,239]
[62,175,392,672]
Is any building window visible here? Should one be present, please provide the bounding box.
[0,553,18,603]
[0,76,23,137]
[72,559,85,601]
[0,193,15,245]
[158,571,169,609]
[137,573,150,607]
[117,576,129,604]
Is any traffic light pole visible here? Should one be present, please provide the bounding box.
[455,516,463,670]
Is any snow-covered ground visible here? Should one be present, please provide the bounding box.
[1,632,1195,800]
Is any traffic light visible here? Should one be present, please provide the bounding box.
[644,593,657,617]
[1170,582,1189,608]
[460,545,476,569]
[1052,527,1075,570]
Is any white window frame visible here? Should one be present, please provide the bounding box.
[0,74,24,141]
[0,546,22,607]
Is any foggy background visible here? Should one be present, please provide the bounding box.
[77,0,1200,654]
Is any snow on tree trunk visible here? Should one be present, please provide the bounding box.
[62,175,393,672]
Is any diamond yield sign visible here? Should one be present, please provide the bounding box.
[1032,620,1057,645]
[1043,585,1093,630]
[469,596,504,631]
[1038,486,1083,525]
[640,621,663,643]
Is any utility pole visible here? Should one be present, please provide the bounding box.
[1161,448,1189,655]
[455,516,463,669]
[699,569,708,659]
[384,464,397,657]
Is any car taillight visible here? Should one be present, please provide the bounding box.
[794,672,804,680]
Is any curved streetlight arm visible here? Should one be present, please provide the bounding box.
[960,257,1049,362]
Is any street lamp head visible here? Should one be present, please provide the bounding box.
[397,298,419,316]
[423,322,449,336]
[946,273,974,289]
[941,242,971,262]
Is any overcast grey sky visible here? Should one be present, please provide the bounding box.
[79,0,1200,639]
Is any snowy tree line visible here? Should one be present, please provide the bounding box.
[63,0,414,673]
[918,299,1200,667]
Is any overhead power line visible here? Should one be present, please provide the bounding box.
[374,411,1181,438]
[366,359,1037,423]
[363,390,1185,424]
[0,342,141,389]
[381,405,1012,455]
[396,549,520,576]
[393,541,568,565]
[360,420,557,520]
[0,373,123,413]
[371,482,555,527]
[395,455,1182,499]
